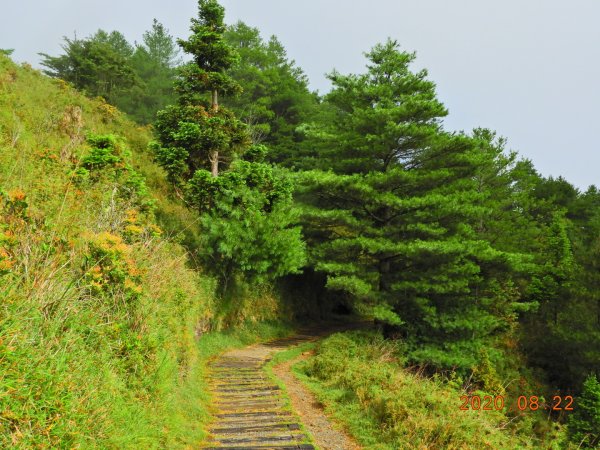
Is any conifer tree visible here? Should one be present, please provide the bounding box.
[298,40,520,369]
[569,374,600,448]
[40,31,140,105]
[125,20,181,123]
[223,22,317,164]
[151,0,305,290]
[521,182,600,389]
[40,24,180,124]
[152,0,248,181]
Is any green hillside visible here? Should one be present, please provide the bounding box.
[0,53,289,448]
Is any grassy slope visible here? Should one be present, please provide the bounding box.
[0,55,290,448]
[282,331,571,450]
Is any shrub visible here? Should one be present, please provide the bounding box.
[185,161,305,288]
[81,134,122,170]
[569,374,600,448]
[83,232,143,302]
[75,134,154,211]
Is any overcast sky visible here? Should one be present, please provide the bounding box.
[2,1,599,189]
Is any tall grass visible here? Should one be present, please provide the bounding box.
[295,331,570,449]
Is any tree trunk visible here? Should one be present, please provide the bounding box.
[212,90,219,111]
[379,258,390,291]
[210,150,219,177]
[210,89,219,177]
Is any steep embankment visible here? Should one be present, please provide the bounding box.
[0,54,218,448]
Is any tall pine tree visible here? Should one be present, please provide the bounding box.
[223,22,317,165]
[125,20,181,123]
[40,31,140,106]
[151,0,305,290]
[153,0,248,181]
[298,40,520,369]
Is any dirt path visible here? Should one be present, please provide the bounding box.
[273,353,361,450]
[203,329,362,450]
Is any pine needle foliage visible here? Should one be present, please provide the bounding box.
[297,40,524,370]
[151,0,306,289]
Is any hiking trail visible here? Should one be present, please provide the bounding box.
[203,328,361,450]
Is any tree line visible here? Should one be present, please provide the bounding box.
[40,1,599,446]
[40,21,180,123]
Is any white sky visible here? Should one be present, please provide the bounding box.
[2,0,599,189]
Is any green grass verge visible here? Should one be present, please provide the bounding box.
[287,331,570,450]
[266,339,384,450]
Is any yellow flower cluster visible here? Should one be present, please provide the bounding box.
[8,189,26,202]
[0,189,27,276]
[84,232,144,300]
[0,246,15,273]
[122,209,162,242]
[95,98,119,121]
